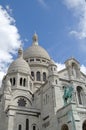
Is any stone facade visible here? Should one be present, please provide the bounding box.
[0,33,86,130]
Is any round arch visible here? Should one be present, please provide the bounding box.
[15,96,32,105]
[61,124,69,130]
[31,123,39,130]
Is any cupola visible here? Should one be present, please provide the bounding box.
[48,59,58,76]
[8,46,31,74]
[23,33,50,60]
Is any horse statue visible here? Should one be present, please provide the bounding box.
[63,85,73,105]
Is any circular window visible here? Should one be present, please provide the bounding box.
[18,98,27,107]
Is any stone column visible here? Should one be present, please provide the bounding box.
[7,111,15,130]
[16,73,19,87]
[8,115,14,130]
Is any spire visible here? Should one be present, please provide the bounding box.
[18,45,23,58]
[32,32,38,45]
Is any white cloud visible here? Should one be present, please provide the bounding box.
[37,0,48,8]
[56,62,86,75]
[6,5,12,14]
[0,71,5,86]
[80,64,86,74]
[56,63,65,71]
[0,5,22,86]
[64,0,86,39]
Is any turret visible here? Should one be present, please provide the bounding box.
[48,59,58,85]
[7,46,33,92]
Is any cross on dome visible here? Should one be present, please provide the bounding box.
[18,45,23,58]
[32,32,38,45]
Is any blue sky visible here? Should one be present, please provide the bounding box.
[0,0,86,84]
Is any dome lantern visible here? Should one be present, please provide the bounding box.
[32,33,38,46]
[18,45,23,58]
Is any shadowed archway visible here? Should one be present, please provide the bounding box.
[61,124,69,130]
[83,120,86,130]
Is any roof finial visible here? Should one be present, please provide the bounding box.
[32,32,38,45]
[18,44,23,58]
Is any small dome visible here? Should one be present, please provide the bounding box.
[24,45,50,60]
[23,33,50,60]
[8,47,30,74]
[8,57,30,74]
[49,59,57,66]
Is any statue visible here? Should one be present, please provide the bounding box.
[63,85,73,105]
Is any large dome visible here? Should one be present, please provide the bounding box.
[8,47,30,74]
[23,45,50,60]
[23,33,50,60]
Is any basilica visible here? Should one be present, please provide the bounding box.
[0,33,86,130]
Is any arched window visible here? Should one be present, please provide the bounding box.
[33,125,36,130]
[31,71,34,78]
[77,86,83,105]
[45,94,49,104]
[43,72,46,81]
[20,78,22,86]
[32,124,38,130]
[26,119,29,130]
[13,77,15,86]
[72,63,76,76]
[61,124,69,130]
[36,71,41,81]
[83,120,86,130]
[54,67,56,71]
[18,124,22,130]
[55,79,57,84]
[23,78,26,87]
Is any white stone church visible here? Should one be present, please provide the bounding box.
[0,33,86,130]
